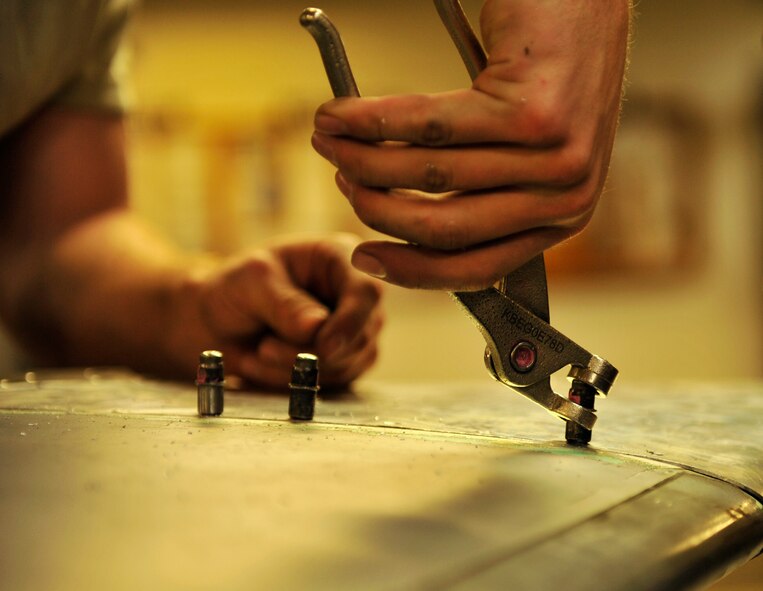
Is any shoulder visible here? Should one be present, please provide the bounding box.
[0,0,135,137]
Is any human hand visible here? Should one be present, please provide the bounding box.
[310,0,631,290]
[0,106,380,387]
[184,234,383,389]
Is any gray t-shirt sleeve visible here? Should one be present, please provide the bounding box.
[54,0,133,115]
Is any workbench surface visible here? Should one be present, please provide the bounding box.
[1,370,761,590]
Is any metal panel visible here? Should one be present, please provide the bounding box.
[0,371,761,590]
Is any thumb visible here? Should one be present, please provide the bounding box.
[241,253,330,343]
[204,254,330,344]
[262,280,330,344]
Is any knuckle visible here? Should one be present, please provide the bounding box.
[419,117,452,146]
[357,279,384,304]
[273,293,318,328]
[422,161,453,193]
[273,291,300,315]
[557,188,597,227]
[518,97,566,144]
[351,333,371,355]
[337,149,364,182]
[439,218,469,250]
[565,216,591,239]
[414,97,453,146]
[550,143,595,186]
[330,142,367,184]
[373,308,386,332]
[238,254,274,282]
[313,238,346,263]
[375,113,387,140]
[418,212,467,250]
[336,346,378,383]
[364,346,379,370]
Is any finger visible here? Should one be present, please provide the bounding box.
[350,229,572,291]
[231,339,305,390]
[271,235,358,304]
[254,273,330,343]
[336,176,593,251]
[317,305,385,367]
[320,340,380,388]
[253,329,378,375]
[211,343,282,389]
[230,334,378,390]
[314,91,563,147]
[315,278,384,365]
[236,352,292,390]
[209,254,330,344]
[256,335,305,368]
[273,238,385,356]
[251,333,383,380]
[311,132,590,193]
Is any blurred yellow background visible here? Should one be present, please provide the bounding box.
[126,0,763,387]
[0,2,758,588]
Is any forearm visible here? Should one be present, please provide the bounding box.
[0,208,212,376]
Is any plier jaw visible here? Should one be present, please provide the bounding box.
[452,280,618,439]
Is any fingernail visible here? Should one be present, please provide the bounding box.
[311,132,336,165]
[315,113,348,135]
[335,173,355,205]
[352,251,387,279]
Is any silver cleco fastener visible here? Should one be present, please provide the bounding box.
[197,350,224,416]
[289,353,319,421]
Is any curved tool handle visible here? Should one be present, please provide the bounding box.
[300,8,360,98]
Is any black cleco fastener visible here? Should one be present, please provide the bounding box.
[289,353,319,421]
[565,380,596,445]
[197,350,224,416]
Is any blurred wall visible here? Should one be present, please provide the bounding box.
[126,0,763,385]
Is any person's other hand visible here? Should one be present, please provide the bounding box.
[310,0,631,290]
[182,234,383,389]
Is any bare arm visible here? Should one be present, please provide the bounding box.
[0,108,383,386]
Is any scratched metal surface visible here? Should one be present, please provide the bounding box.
[1,370,761,498]
[0,371,761,590]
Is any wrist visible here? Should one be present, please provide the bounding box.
[159,256,220,378]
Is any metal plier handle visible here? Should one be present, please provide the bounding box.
[301,1,618,443]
